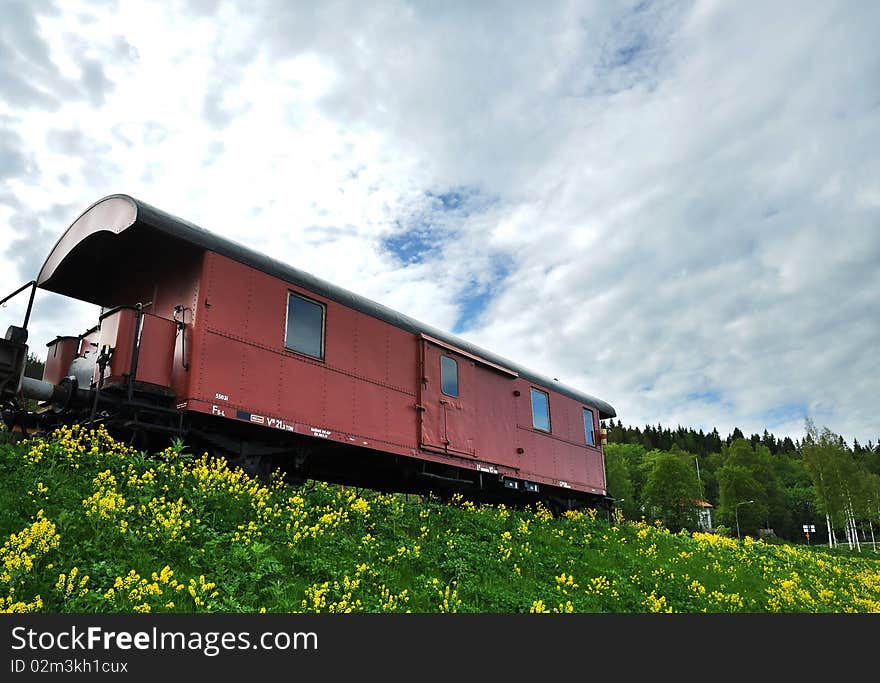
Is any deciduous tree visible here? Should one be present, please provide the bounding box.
[642,451,701,531]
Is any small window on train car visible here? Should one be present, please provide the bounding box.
[530,388,551,432]
[440,355,459,397]
[584,408,596,446]
[285,292,325,359]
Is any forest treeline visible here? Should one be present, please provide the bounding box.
[601,418,880,547]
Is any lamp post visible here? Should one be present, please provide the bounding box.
[735,500,754,541]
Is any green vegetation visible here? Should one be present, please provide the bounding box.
[1,425,879,613]
[24,352,44,380]
[604,420,880,546]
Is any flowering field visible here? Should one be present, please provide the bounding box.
[1,426,879,613]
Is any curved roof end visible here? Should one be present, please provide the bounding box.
[37,195,138,287]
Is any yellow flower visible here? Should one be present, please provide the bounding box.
[529,599,550,613]
[643,591,672,613]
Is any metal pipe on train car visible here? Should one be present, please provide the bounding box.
[20,376,91,409]
[20,377,55,402]
[127,303,145,401]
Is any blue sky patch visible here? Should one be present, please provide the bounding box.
[765,402,809,427]
[687,389,722,404]
[382,223,437,265]
[431,190,465,211]
[382,186,483,265]
[454,287,492,333]
[426,185,483,213]
[453,254,513,332]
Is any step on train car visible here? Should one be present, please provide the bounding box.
[0,195,616,510]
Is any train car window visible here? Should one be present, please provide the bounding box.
[530,388,551,432]
[285,292,325,359]
[440,355,459,396]
[583,408,595,446]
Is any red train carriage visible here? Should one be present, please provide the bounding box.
[0,195,616,510]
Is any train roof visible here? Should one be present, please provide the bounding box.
[38,194,616,418]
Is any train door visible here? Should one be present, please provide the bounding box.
[419,339,476,457]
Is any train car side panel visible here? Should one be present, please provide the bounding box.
[353,314,388,385]
[419,341,476,456]
[202,255,252,340]
[195,252,421,451]
[466,361,520,469]
[245,270,285,350]
[278,354,329,425]
[508,376,607,494]
[198,330,246,409]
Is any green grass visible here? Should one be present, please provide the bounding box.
[1,425,879,613]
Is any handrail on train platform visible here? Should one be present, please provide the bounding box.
[0,280,37,330]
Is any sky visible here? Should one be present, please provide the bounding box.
[0,0,878,445]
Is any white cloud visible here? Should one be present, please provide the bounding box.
[0,0,877,444]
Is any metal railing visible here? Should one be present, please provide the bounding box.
[0,280,37,330]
